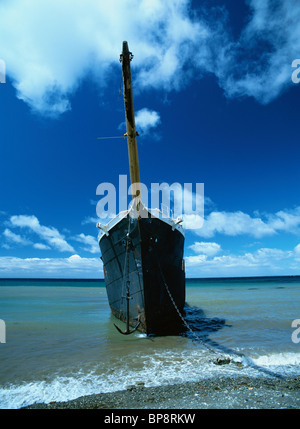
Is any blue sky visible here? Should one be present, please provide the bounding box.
[1,0,300,278]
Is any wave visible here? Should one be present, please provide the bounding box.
[2,348,300,409]
[0,347,240,409]
[252,352,300,367]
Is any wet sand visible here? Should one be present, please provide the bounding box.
[23,375,300,409]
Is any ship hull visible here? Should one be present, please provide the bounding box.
[99,209,185,336]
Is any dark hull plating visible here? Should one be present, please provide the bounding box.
[99,211,185,335]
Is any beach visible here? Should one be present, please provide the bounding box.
[23,375,300,409]
[1,277,300,409]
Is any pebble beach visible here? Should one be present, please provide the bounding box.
[23,375,300,409]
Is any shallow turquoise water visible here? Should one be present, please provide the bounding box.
[0,277,300,408]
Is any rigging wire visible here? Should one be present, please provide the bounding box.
[97,136,124,140]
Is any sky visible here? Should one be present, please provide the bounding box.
[1,0,300,278]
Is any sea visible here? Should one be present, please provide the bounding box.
[1,276,300,409]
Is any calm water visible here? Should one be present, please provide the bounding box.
[1,277,300,408]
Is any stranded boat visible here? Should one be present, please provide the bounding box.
[97,41,185,336]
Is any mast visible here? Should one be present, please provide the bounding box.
[120,41,141,201]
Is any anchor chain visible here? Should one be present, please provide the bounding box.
[158,264,219,355]
[158,267,285,375]
[157,262,246,367]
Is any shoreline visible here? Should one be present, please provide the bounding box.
[22,374,300,409]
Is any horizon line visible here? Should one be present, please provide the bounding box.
[0,275,300,281]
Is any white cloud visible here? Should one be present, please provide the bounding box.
[118,107,161,137]
[196,210,275,238]
[0,0,205,116]
[1,0,296,117]
[9,215,74,252]
[185,243,299,277]
[73,233,99,254]
[3,228,31,246]
[0,255,102,277]
[189,241,221,257]
[185,206,300,275]
[193,207,300,238]
[135,108,161,135]
[33,243,51,250]
[217,0,300,103]
[294,244,300,258]
[266,208,300,234]
[68,254,81,261]
[1,243,297,277]
[82,216,100,225]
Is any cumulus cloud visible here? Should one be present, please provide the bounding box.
[184,204,300,276]
[135,108,161,135]
[81,216,100,225]
[0,243,298,277]
[189,241,222,257]
[0,255,102,277]
[3,228,31,246]
[185,243,300,277]
[73,233,99,254]
[0,0,205,116]
[196,210,275,238]
[192,206,300,238]
[3,228,52,250]
[33,243,51,250]
[0,0,297,116]
[9,215,74,252]
[118,108,161,137]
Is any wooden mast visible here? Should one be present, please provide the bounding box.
[120,41,141,202]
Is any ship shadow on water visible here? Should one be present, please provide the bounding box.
[181,303,284,379]
[180,303,232,346]
[107,305,283,379]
